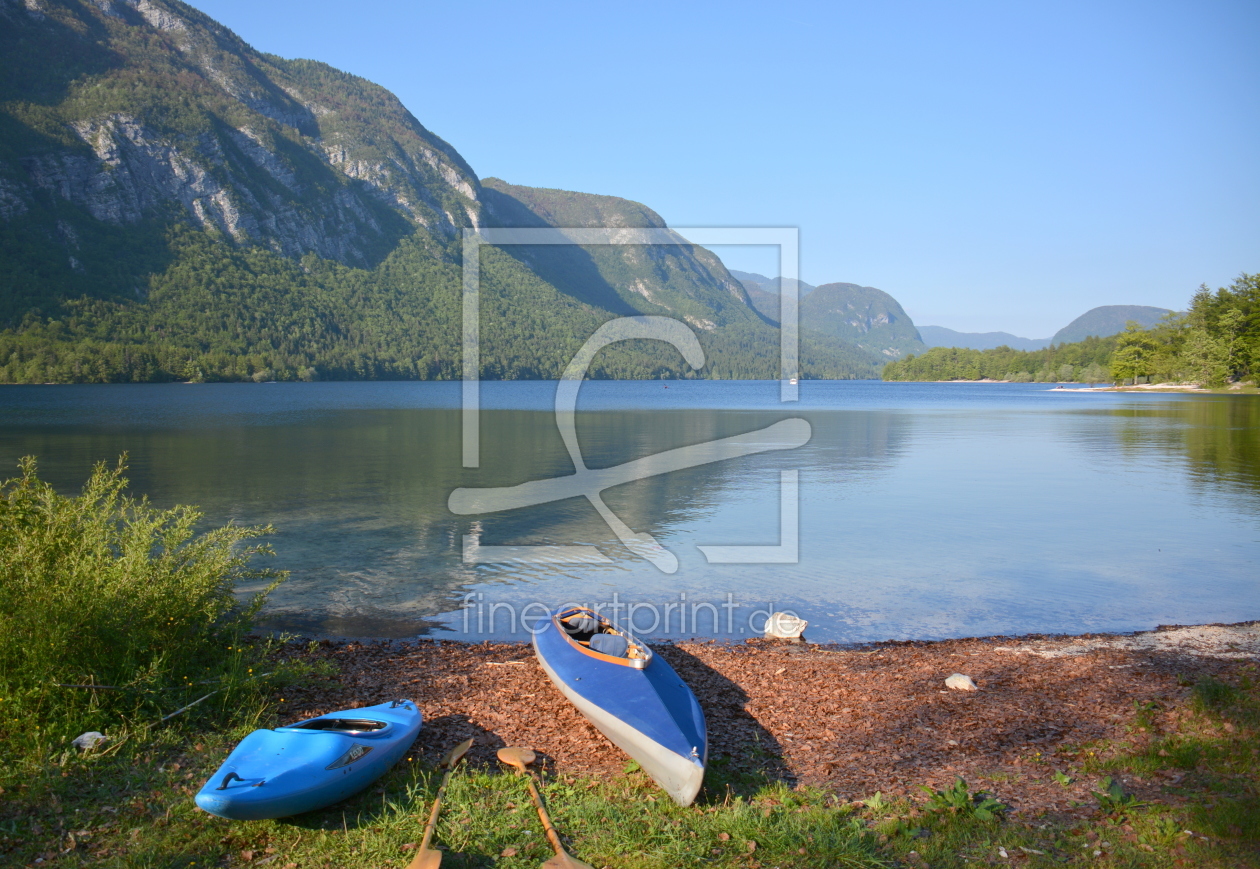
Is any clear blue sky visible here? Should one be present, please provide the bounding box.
[186,0,1258,337]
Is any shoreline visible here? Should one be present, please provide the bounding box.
[259,617,1260,651]
[899,378,1258,393]
[274,621,1258,816]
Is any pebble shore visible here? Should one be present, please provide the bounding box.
[273,622,1258,817]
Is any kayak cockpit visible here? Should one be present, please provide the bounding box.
[273,715,395,735]
[272,699,414,739]
[280,718,390,735]
[555,606,653,670]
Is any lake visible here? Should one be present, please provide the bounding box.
[1,380,1256,644]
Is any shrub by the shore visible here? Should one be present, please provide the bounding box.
[0,456,285,755]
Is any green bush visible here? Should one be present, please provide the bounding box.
[0,456,284,754]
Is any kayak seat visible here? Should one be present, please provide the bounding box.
[589,632,630,657]
[565,616,599,634]
[563,616,600,638]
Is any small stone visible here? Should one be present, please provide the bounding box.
[764,612,808,639]
[71,731,107,750]
[500,847,518,857]
[945,673,978,691]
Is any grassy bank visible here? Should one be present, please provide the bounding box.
[1,658,1255,867]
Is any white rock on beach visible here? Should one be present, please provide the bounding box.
[72,731,107,750]
[764,612,808,639]
[945,673,979,691]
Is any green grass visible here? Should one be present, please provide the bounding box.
[0,728,886,868]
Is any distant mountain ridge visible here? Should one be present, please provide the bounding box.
[1050,305,1173,345]
[919,326,1050,352]
[919,305,1177,353]
[730,273,925,359]
[728,270,817,297]
[802,283,926,358]
[727,270,815,323]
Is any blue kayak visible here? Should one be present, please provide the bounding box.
[195,699,422,820]
[533,606,707,805]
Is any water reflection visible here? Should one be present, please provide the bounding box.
[0,383,1256,642]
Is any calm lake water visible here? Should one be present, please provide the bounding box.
[1,380,1257,643]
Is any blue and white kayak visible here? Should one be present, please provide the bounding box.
[195,699,422,820]
[533,606,706,806]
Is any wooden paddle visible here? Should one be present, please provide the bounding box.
[406,738,474,869]
[497,746,594,869]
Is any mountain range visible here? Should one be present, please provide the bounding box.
[918,327,1050,352]
[729,271,926,359]
[918,305,1174,352]
[0,0,882,382]
[0,0,1180,383]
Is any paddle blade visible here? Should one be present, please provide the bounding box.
[497,746,536,769]
[406,846,442,869]
[442,738,474,768]
[542,854,595,869]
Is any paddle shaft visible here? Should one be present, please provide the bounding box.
[417,764,459,854]
[519,769,567,859]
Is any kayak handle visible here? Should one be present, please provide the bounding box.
[216,772,266,790]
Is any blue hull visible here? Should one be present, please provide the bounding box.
[533,608,706,804]
[195,700,421,820]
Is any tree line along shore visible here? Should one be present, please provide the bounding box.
[882,274,1259,388]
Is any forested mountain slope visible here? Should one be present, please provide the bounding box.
[799,283,925,359]
[729,271,816,322]
[480,181,884,379]
[0,0,881,382]
[729,273,924,359]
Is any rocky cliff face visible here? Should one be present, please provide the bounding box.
[1,0,480,278]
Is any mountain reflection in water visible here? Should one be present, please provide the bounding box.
[0,381,1256,642]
